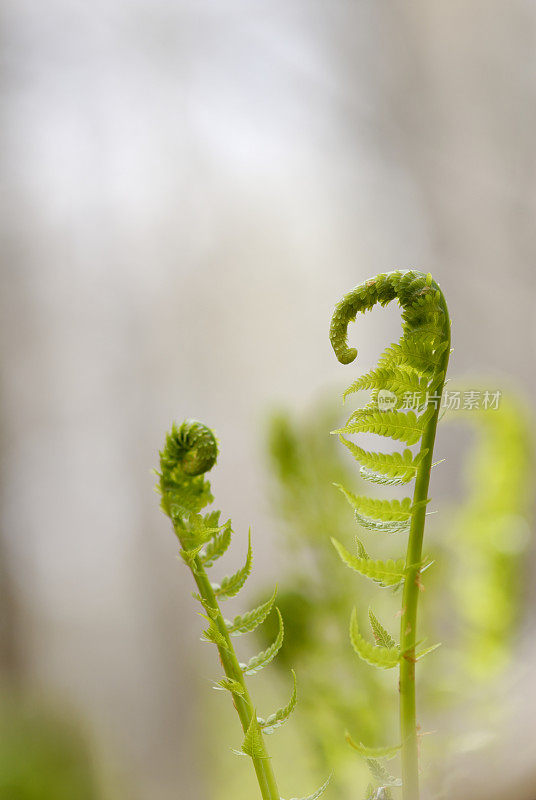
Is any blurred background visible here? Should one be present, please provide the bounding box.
[1,2,536,799]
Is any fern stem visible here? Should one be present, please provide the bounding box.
[190,556,281,800]
[399,289,450,800]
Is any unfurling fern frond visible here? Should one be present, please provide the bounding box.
[329,270,451,800]
[157,420,301,800]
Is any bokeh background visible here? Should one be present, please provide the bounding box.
[1,2,535,799]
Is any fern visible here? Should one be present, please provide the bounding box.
[227,587,278,636]
[241,608,285,675]
[156,420,310,800]
[213,530,253,599]
[329,270,451,800]
[258,670,298,734]
[349,609,399,669]
[331,538,405,587]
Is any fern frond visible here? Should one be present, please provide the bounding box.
[343,366,429,403]
[226,586,278,636]
[240,714,266,759]
[158,420,284,796]
[367,758,402,787]
[415,642,441,661]
[345,734,401,760]
[368,609,397,648]
[201,519,232,567]
[258,670,297,734]
[331,538,405,587]
[335,408,433,446]
[213,530,253,599]
[329,270,451,800]
[337,485,414,522]
[340,439,428,485]
[356,537,369,559]
[377,335,446,378]
[241,609,284,675]
[201,621,228,650]
[349,608,399,669]
[214,677,245,695]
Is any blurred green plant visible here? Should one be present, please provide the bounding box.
[0,695,109,800]
[256,379,534,800]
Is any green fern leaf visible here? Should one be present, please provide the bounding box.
[214,677,245,695]
[415,642,441,661]
[343,365,429,404]
[241,608,284,675]
[201,520,232,567]
[349,608,399,669]
[337,485,414,522]
[258,670,297,734]
[339,439,428,484]
[331,538,405,587]
[201,621,228,650]
[368,609,397,648]
[346,733,400,760]
[334,408,432,446]
[377,335,446,378]
[213,530,252,599]
[226,586,278,636]
[355,537,369,559]
[367,759,401,787]
[240,713,266,758]
[192,593,219,620]
[179,543,204,569]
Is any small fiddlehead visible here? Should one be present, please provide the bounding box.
[157,419,329,800]
[329,270,451,800]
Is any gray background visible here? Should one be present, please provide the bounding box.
[1,2,535,798]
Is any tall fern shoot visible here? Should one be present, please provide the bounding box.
[329,270,451,799]
[156,419,330,800]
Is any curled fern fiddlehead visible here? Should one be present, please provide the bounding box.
[157,419,329,800]
[329,270,451,800]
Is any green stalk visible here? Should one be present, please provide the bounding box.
[189,555,281,800]
[399,291,450,800]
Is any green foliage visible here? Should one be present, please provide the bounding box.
[157,420,305,800]
[368,609,396,649]
[243,381,533,800]
[331,538,405,587]
[241,609,285,676]
[339,440,428,485]
[258,670,298,734]
[349,609,399,669]
[334,407,434,446]
[241,715,266,759]
[227,587,278,636]
[214,530,253,599]
[329,270,451,799]
[0,698,108,800]
[446,396,534,679]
